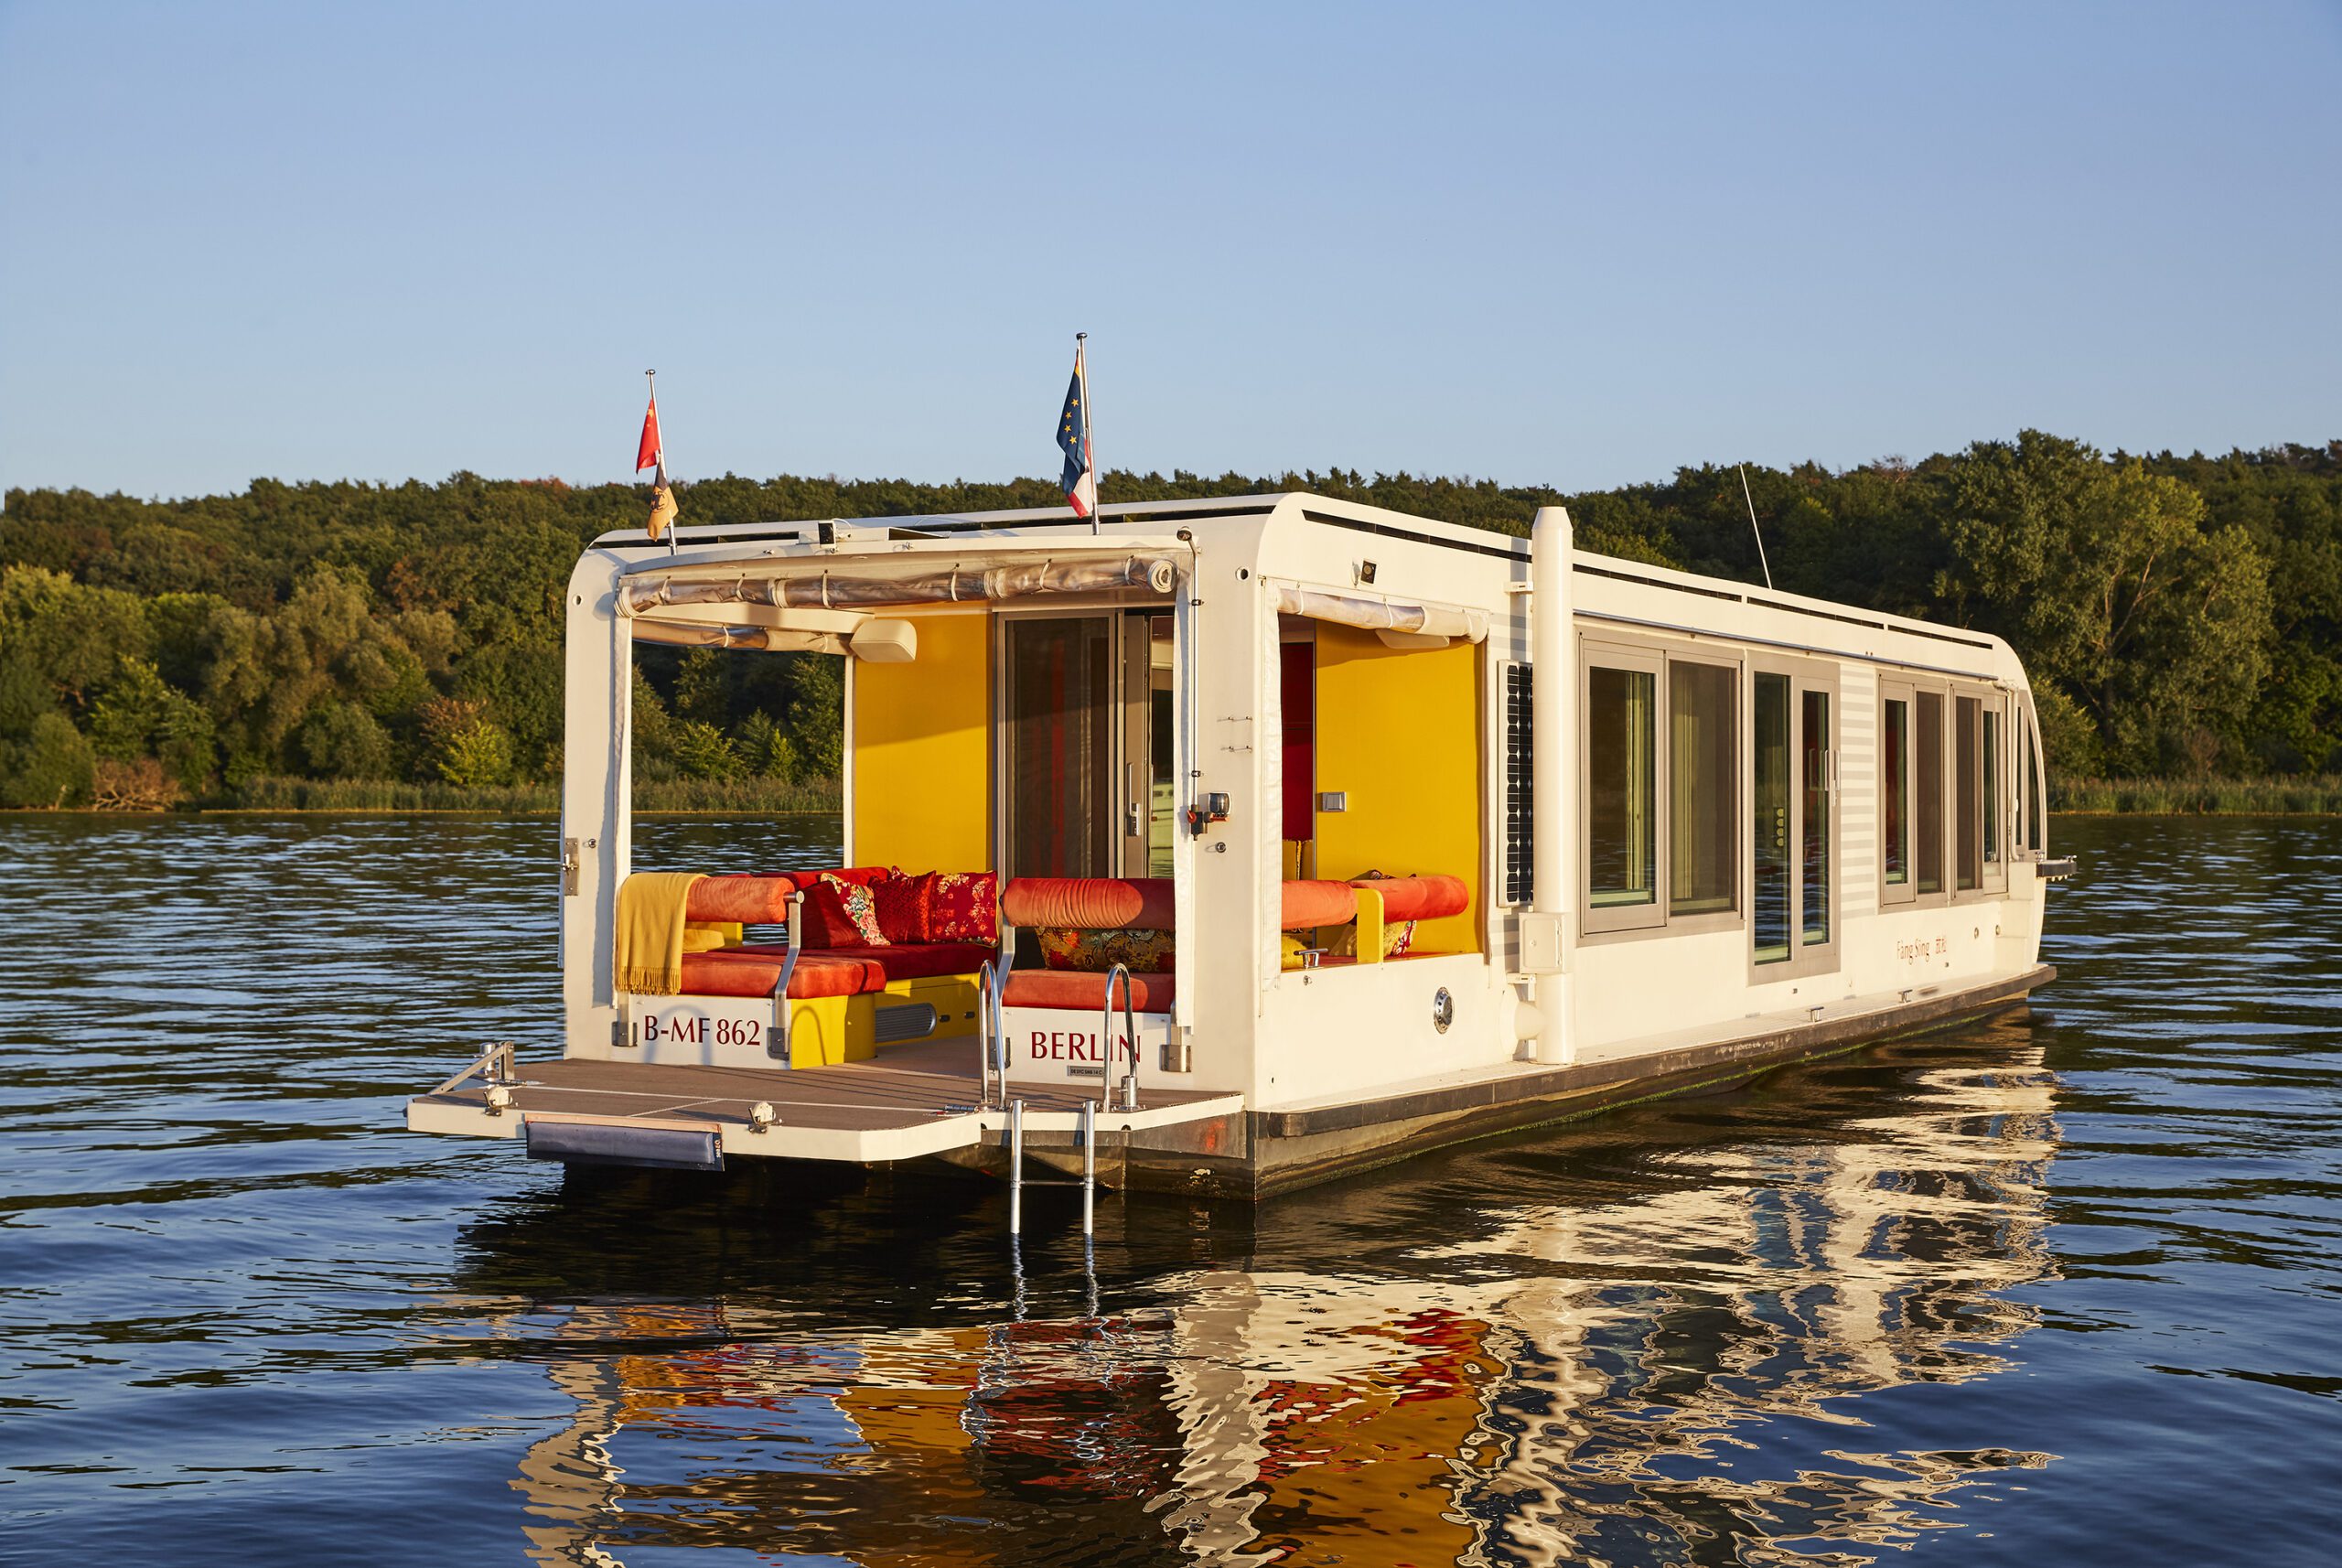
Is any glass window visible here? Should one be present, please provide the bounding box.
[1753,673,1790,962]
[2024,713,2043,853]
[1670,661,1735,915]
[1587,666,1656,908]
[1955,694,1981,891]
[1883,696,1910,886]
[1801,689,1832,945]
[1982,708,2001,866]
[1915,691,1944,895]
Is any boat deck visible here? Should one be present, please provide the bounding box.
[405,1038,1243,1165]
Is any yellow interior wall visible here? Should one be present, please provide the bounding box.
[1311,624,1482,952]
[850,610,990,872]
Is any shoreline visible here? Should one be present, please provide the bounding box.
[5,805,2341,820]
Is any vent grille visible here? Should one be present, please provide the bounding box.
[873,1003,940,1044]
[1504,661,1532,906]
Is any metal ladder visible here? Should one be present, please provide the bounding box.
[1004,1097,1102,1240]
[987,961,1142,1242]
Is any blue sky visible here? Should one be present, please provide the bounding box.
[1,0,2337,500]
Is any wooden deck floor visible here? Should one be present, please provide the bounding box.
[423,1040,1227,1134]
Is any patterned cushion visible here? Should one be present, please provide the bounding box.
[927,870,997,943]
[871,871,933,945]
[1328,918,1417,960]
[821,873,887,945]
[799,875,885,947]
[1035,926,1175,974]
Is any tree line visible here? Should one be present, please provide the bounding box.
[0,431,2334,809]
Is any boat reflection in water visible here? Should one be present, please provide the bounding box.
[471,1027,2060,1565]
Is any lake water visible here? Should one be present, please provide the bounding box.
[1,814,2337,1565]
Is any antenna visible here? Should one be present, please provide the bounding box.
[1738,465,1774,591]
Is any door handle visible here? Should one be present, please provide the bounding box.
[1124,763,1140,836]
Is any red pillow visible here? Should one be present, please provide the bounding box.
[798,875,885,948]
[928,870,998,943]
[871,871,933,945]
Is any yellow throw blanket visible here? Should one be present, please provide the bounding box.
[614,872,707,994]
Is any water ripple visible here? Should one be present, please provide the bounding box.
[0,814,2337,1564]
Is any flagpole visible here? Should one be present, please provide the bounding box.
[1078,332,1099,535]
[648,368,678,557]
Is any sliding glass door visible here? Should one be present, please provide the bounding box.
[1004,616,1114,879]
[1001,612,1167,882]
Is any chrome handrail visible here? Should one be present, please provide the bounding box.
[977,959,1010,1112]
[1102,963,1141,1112]
[767,890,805,1061]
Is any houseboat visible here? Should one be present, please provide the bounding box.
[404,494,2068,1197]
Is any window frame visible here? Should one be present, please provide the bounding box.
[1663,645,1745,934]
[2018,689,2047,857]
[1879,678,1918,908]
[1579,638,1668,935]
[1575,633,1749,941]
[1948,681,2010,907]
[1981,693,2008,895]
[1880,668,2015,909]
[1745,650,1840,983]
[1954,692,1984,894]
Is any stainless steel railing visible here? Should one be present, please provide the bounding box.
[1102,963,1141,1112]
[766,890,805,1062]
[977,960,1010,1112]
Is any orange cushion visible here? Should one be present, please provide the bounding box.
[1001,876,1176,929]
[678,949,884,999]
[1355,875,1469,922]
[686,875,799,924]
[682,867,892,925]
[1280,879,1358,929]
[1003,968,1176,1012]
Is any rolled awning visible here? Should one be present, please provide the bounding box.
[1271,583,1488,643]
[619,554,1178,618]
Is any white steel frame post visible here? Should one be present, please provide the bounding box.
[1527,506,1575,1065]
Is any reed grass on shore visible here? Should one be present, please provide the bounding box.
[2050,776,2342,814]
[207,774,842,815]
[629,777,842,814]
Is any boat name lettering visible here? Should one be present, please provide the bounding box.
[1026,1030,1133,1064]
[641,1012,763,1048]
[1895,935,1951,962]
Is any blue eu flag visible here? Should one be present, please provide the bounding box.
[1056,342,1096,517]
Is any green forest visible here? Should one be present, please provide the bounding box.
[1,430,2336,811]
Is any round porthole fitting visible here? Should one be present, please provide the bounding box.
[1432,987,1455,1035]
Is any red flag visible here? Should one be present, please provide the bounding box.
[635,395,661,473]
